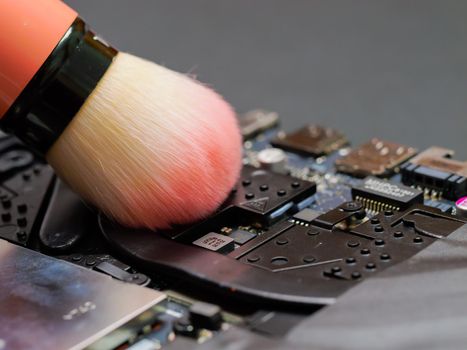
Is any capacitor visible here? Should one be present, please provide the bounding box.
[257,148,287,174]
[455,197,467,218]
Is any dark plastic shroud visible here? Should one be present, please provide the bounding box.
[98,166,466,308]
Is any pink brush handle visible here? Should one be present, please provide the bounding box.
[0,0,77,118]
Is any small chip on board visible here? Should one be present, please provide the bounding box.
[271,125,347,156]
[335,138,416,177]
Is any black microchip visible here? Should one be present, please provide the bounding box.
[352,176,423,211]
[230,229,257,245]
[292,208,320,224]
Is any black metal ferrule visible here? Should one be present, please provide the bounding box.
[1,18,118,156]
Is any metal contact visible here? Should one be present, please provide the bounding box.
[354,195,399,214]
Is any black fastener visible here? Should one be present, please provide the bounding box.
[347,240,360,248]
[275,238,289,245]
[17,204,27,213]
[375,239,385,246]
[307,229,320,236]
[245,193,255,200]
[374,225,384,232]
[303,255,316,263]
[342,201,363,212]
[247,255,260,263]
[17,217,27,227]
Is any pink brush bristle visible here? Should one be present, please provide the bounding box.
[47,53,242,229]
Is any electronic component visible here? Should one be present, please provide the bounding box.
[230,229,257,245]
[400,146,467,199]
[271,125,347,156]
[242,204,463,279]
[99,167,467,305]
[238,109,279,139]
[292,208,321,225]
[0,240,166,350]
[189,301,223,331]
[455,197,467,218]
[229,165,317,224]
[94,261,149,285]
[5,107,467,350]
[193,232,235,253]
[352,176,423,212]
[335,138,417,177]
[0,163,54,246]
[257,148,288,174]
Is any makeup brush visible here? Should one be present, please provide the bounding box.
[0,0,242,229]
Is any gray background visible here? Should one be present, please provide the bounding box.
[64,0,467,157]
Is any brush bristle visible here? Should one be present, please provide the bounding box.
[46,52,242,229]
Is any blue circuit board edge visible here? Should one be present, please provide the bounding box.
[245,128,454,215]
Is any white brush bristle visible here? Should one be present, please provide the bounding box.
[46,52,242,229]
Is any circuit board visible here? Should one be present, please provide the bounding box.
[1,110,466,349]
